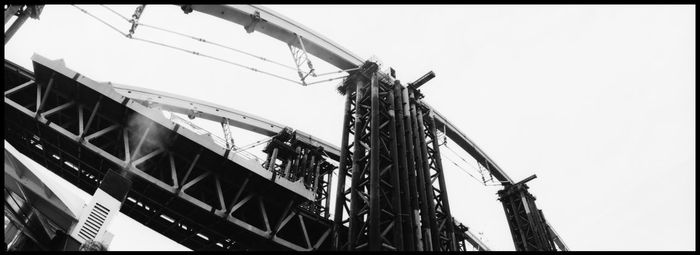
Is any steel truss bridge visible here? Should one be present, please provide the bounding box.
[4,4,568,251]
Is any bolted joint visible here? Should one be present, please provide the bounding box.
[336,61,379,95]
[244,11,262,33]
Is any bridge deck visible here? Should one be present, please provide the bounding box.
[4,56,339,251]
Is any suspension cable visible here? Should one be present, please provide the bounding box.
[442,153,486,186]
[72,5,127,37]
[129,36,305,85]
[305,75,348,86]
[101,5,354,83]
[76,5,348,87]
[444,143,481,173]
[231,137,273,153]
[443,143,502,186]
[101,5,130,22]
[314,67,360,77]
[136,20,299,71]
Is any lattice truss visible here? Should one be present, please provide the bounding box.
[4,59,337,251]
[330,61,469,251]
[419,103,458,251]
[333,62,403,250]
[498,184,556,251]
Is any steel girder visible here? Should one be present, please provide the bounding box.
[331,63,466,251]
[331,77,356,250]
[498,182,556,251]
[176,6,567,250]
[419,104,458,251]
[392,82,419,250]
[111,84,341,162]
[184,4,515,186]
[453,220,490,251]
[4,56,338,251]
[332,62,403,251]
[407,89,439,250]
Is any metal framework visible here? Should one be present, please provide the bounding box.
[110,83,341,162]
[329,63,479,251]
[332,63,403,251]
[4,4,567,251]
[5,55,488,251]
[4,56,336,251]
[498,175,561,251]
[420,104,457,251]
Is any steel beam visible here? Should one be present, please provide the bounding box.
[422,109,458,251]
[413,98,440,249]
[392,82,416,250]
[347,72,370,250]
[112,84,341,162]
[5,8,29,45]
[498,181,555,251]
[186,5,363,70]
[5,57,338,251]
[332,87,354,249]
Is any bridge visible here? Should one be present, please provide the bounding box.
[5,4,567,251]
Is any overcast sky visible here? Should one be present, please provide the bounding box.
[5,5,695,251]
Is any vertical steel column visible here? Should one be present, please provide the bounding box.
[368,72,382,250]
[267,147,279,172]
[401,87,425,251]
[325,170,333,218]
[414,101,440,249]
[408,89,436,250]
[332,84,355,250]
[293,147,302,178]
[369,73,403,250]
[283,160,292,177]
[310,158,322,214]
[308,154,316,187]
[300,149,310,181]
[392,83,416,251]
[348,73,371,250]
[334,63,405,250]
[498,182,556,251]
[312,160,321,197]
[423,109,458,250]
[538,210,557,250]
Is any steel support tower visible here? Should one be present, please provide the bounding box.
[331,62,461,251]
[5,4,567,251]
[498,175,558,251]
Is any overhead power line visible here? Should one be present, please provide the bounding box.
[75,5,348,87]
[442,153,486,186]
[72,5,127,37]
[443,143,501,186]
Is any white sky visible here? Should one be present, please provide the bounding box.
[4,5,695,251]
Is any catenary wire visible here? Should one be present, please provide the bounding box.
[102,5,297,71]
[72,5,127,37]
[78,5,346,87]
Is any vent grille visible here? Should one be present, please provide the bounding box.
[78,203,110,241]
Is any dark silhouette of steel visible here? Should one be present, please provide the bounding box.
[392,81,417,250]
[4,5,567,251]
[4,5,43,45]
[330,62,474,251]
[422,104,458,250]
[498,175,557,251]
[4,56,336,251]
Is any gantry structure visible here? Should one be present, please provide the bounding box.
[4,4,568,251]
